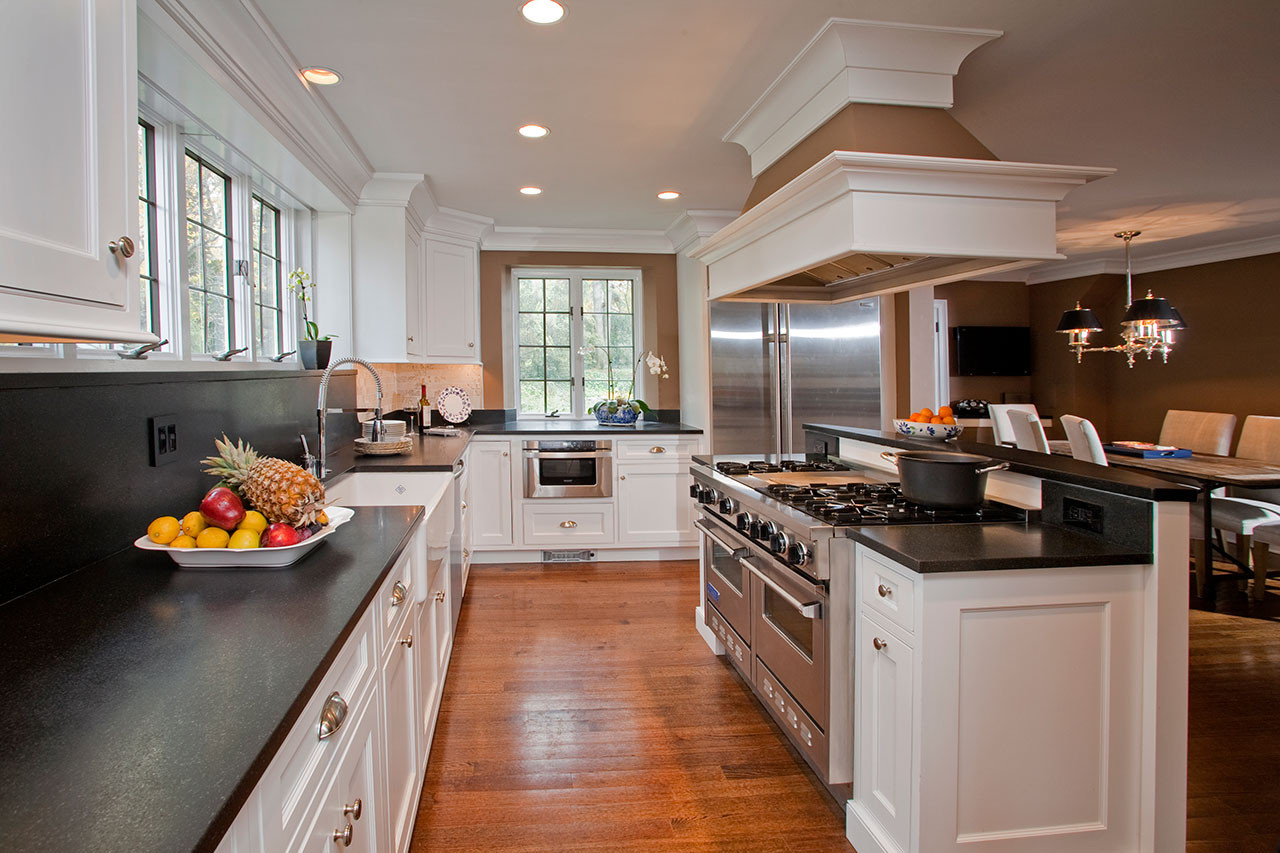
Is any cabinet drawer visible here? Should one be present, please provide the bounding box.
[259,611,376,844]
[615,437,697,462]
[859,546,918,636]
[522,502,615,545]
[376,549,415,659]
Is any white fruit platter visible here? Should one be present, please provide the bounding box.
[134,506,355,570]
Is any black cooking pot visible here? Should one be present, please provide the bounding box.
[880,450,1010,509]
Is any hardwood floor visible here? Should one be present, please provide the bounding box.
[410,560,852,852]
[412,559,1280,852]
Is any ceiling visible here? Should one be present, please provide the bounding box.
[253,0,1280,267]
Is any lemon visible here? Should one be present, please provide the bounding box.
[147,516,181,545]
[196,527,231,549]
[170,535,197,549]
[228,529,260,550]
[181,511,207,537]
[237,510,268,534]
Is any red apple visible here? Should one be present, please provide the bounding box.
[260,523,302,548]
[200,486,245,531]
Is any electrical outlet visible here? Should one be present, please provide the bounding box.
[149,415,178,467]
[1063,496,1104,535]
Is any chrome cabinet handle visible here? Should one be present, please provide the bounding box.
[435,591,445,603]
[390,580,408,607]
[109,236,135,257]
[877,584,891,598]
[332,823,352,847]
[560,520,577,528]
[344,799,362,821]
[318,692,348,741]
[873,637,888,651]
[649,446,666,454]
[400,633,413,648]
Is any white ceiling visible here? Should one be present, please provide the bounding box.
[253,0,1280,266]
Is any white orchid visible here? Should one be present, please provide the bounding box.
[644,351,669,378]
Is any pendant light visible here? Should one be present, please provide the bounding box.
[1056,231,1185,367]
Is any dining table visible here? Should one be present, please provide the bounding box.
[1048,440,1280,583]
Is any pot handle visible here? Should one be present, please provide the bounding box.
[880,451,900,464]
[975,461,1011,475]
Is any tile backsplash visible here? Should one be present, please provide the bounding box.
[357,363,485,416]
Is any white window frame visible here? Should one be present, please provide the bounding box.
[508,268,645,418]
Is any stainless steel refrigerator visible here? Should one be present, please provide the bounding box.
[710,299,881,454]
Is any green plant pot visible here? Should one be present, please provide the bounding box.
[299,340,332,370]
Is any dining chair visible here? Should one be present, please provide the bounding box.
[1245,520,1280,600]
[1060,414,1107,465]
[988,403,1040,447]
[1158,409,1237,455]
[1008,409,1051,453]
[1190,415,1280,598]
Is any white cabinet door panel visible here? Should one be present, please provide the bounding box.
[469,441,513,546]
[382,637,418,853]
[857,612,915,853]
[422,237,479,361]
[616,466,694,544]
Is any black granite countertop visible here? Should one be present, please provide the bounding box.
[847,523,1152,573]
[0,506,423,853]
[805,424,1197,502]
[470,419,702,435]
[325,430,474,474]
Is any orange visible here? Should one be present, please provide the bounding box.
[930,416,944,424]
[908,413,921,422]
[919,408,934,420]
[938,405,953,417]
[147,516,180,545]
[941,415,956,425]
[180,511,206,538]
[170,535,197,549]
[196,527,230,549]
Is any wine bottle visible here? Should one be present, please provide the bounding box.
[419,383,430,433]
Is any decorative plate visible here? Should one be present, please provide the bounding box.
[134,506,355,569]
[436,386,472,424]
[893,419,964,440]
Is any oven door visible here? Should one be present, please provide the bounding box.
[523,441,613,498]
[746,552,829,729]
[696,517,752,643]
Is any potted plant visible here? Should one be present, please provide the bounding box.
[287,268,335,370]
[578,347,669,425]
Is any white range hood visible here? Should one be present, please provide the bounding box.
[691,150,1114,302]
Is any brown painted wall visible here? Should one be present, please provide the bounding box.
[742,103,997,212]
[934,280,1034,407]
[478,251,680,410]
[1028,252,1280,447]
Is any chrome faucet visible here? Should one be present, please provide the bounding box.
[315,357,385,478]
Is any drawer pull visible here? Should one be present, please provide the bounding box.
[463,548,470,558]
[461,500,468,511]
[649,446,666,454]
[400,633,413,648]
[318,692,348,741]
[873,637,888,651]
[877,584,891,598]
[435,591,446,603]
[332,823,352,847]
[560,520,577,528]
[390,581,408,607]
[344,799,363,821]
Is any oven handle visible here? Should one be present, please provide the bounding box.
[693,519,750,559]
[739,557,822,620]
[523,450,612,460]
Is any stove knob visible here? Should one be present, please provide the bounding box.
[753,519,776,541]
[736,512,755,533]
[697,487,717,505]
[689,483,700,499]
[718,496,738,515]
[787,541,810,567]
[770,531,791,555]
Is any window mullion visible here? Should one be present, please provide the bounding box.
[570,273,584,416]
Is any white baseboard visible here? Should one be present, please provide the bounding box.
[471,546,698,564]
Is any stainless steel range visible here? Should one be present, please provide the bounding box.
[691,454,1026,791]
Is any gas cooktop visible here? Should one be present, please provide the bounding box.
[714,459,851,476]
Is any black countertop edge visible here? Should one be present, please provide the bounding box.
[805,424,1197,503]
[0,367,343,389]
[468,420,703,435]
[845,524,1154,574]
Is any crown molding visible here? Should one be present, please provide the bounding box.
[725,18,1002,178]
[665,210,740,254]
[141,0,373,211]
[480,227,674,254]
[1021,233,1280,284]
[425,207,495,245]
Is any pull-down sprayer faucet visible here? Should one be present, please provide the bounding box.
[314,357,385,478]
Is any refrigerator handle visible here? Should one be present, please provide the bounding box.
[778,305,793,454]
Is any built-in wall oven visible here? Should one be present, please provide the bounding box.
[523,440,613,499]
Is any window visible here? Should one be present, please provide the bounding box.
[138,121,161,338]
[251,196,283,357]
[184,152,233,355]
[513,269,640,417]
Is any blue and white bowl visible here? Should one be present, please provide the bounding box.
[893,419,963,440]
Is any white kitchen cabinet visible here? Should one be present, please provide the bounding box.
[523,500,616,546]
[213,789,263,853]
[295,688,383,853]
[855,612,915,853]
[459,456,473,588]
[380,556,419,853]
[405,224,424,361]
[616,465,694,544]
[352,174,428,363]
[469,440,514,546]
[421,235,480,362]
[0,0,153,342]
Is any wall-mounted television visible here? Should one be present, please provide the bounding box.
[952,326,1032,376]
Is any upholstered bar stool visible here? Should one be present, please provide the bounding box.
[989,403,1041,447]
[1061,414,1107,465]
[1008,409,1050,453]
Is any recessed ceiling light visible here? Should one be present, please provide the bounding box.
[301,67,342,86]
[518,124,549,138]
[521,0,565,24]
[520,186,543,195]
[657,190,680,200]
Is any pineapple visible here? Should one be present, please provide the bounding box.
[203,435,326,526]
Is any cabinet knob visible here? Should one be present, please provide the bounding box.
[108,236,135,258]
[332,823,352,847]
[317,691,348,740]
[461,500,467,511]
[468,341,474,347]
[873,637,888,651]
[435,590,446,603]
[502,451,509,457]
[560,520,577,528]
[344,799,363,821]
[877,584,891,598]
[390,581,408,607]
[400,633,413,648]
[407,335,415,342]
[619,475,626,480]
[649,446,666,454]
